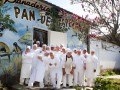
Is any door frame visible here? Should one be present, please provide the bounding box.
[33,27,49,46]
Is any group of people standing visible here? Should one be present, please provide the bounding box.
[20,41,98,89]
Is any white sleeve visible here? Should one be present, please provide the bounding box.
[62,58,66,68]
[55,58,60,68]
[93,56,98,69]
[72,58,76,67]
[22,53,27,60]
[27,53,34,59]
[22,52,29,60]
[81,55,86,63]
[43,57,49,64]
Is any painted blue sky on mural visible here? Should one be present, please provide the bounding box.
[0,1,86,51]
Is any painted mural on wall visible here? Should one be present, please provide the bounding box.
[0,0,87,63]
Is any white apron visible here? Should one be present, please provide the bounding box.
[29,49,41,82]
[20,52,33,78]
[85,55,98,79]
[35,56,46,82]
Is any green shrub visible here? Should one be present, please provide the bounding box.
[113,69,120,75]
[101,69,116,76]
[0,80,7,90]
[112,79,120,85]
[93,77,120,90]
[0,57,22,87]
[0,80,3,87]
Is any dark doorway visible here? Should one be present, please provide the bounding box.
[33,28,48,47]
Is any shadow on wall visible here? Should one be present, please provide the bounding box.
[114,50,120,70]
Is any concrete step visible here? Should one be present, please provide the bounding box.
[10,84,93,90]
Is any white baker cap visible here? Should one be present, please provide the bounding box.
[33,44,37,47]
[67,48,72,53]
[36,41,40,44]
[55,44,60,47]
[51,45,55,47]
[60,44,64,47]
[83,48,87,51]
[42,44,47,47]
[45,50,50,53]
[77,49,82,51]
[49,51,54,54]
[62,47,66,49]
[26,46,30,49]
[91,49,95,52]
[73,48,77,51]
[46,46,50,48]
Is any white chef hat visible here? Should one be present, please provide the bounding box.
[91,49,95,52]
[77,49,82,52]
[73,48,77,51]
[62,47,66,49]
[83,48,87,51]
[36,41,40,44]
[60,44,64,47]
[45,50,50,53]
[51,45,55,47]
[42,44,47,47]
[49,51,54,54]
[80,49,82,51]
[26,46,30,49]
[67,48,72,53]
[33,44,37,47]
[56,44,59,47]
[46,46,50,48]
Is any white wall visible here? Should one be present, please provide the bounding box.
[48,30,67,47]
[90,39,120,70]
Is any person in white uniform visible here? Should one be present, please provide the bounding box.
[40,44,46,55]
[81,49,89,85]
[31,44,41,69]
[60,47,67,61]
[28,44,40,87]
[20,46,33,85]
[82,49,89,58]
[46,46,51,51]
[55,46,63,89]
[50,45,54,51]
[43,51,51,86]
[60,47,66,85]
[36,41,42,51]
[73,50,85,86]
[36,41,40,47]
[48,51,59,88]
[34,51,49,88]
[72,48,77,60]
[62,49,74,87]
[60,44,64,51]
[85,50,98,87]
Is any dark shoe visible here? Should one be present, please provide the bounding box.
[69,86,73,88]
[45,84,48,87]
[62,86,66,88]
[66,84,69,86]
